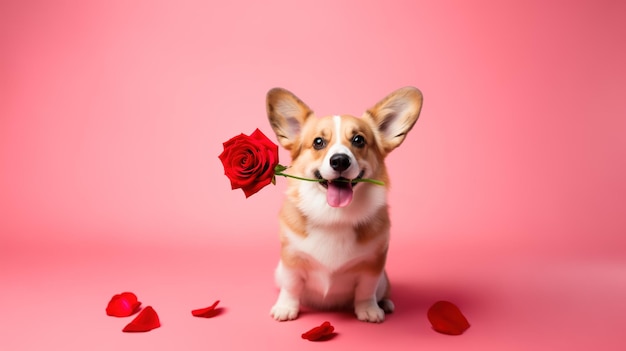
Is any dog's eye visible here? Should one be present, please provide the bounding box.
[313,137,327,150]
[351,134,366,148]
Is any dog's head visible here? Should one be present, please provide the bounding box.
[267,87,422,211]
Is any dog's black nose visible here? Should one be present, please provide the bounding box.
[330,153,351,172]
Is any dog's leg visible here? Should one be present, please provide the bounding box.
[354,273,386,323]
[377,270,395,313]
[270,261,302,321]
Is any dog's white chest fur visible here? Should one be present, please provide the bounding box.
[277,224,381,307]
[287,224,374,272]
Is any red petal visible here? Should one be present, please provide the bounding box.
[106,292,141,317]
[191,300,221,318]
[427,301,470,335]
[122,306,161,332]
[301,321,335,341]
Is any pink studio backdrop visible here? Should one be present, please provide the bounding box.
[1,0,625,350]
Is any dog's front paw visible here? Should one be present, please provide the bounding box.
[355,301,385,323]
[270,304,299,321]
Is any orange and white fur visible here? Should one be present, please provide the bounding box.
[267,87,423,323]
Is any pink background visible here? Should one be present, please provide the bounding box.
[2,0,625,350]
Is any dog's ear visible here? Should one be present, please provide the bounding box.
[365,87,423,154]
[267,88,313,151]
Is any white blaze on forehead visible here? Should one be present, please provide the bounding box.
[333,115,342,146]
[330,115,350,153]
[318,115,359,179]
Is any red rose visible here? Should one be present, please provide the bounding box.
[218,129,279,197]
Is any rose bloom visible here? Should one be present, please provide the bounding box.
[218,129,279,197]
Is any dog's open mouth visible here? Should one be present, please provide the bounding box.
[314,170,364,208]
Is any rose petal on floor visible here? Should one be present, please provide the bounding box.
[191,300,221,318]
[301,321,335,341]
[122,306,161,332]
[427,300,470,335]
[106,292,141,317]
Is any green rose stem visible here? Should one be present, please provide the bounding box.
[273,164,385,186]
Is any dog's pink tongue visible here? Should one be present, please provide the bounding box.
[327,182,353,208]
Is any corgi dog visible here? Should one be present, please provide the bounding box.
[266,87,423,323]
